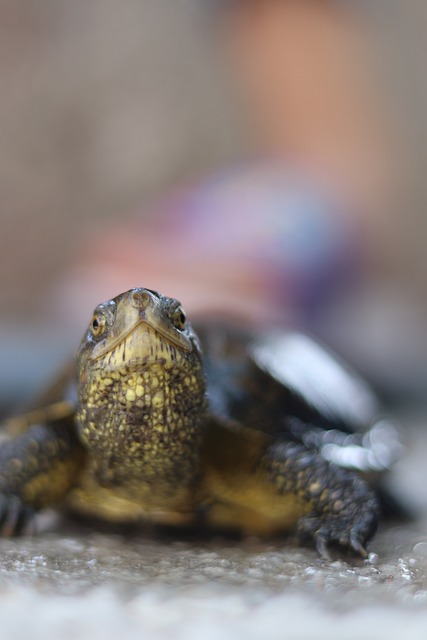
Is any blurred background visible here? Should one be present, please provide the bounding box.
[1,0,427,410]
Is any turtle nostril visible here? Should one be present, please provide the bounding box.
[132,289,151,309]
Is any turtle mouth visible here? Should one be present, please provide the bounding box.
[92,318,192,362]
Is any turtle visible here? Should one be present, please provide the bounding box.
[0,287,403,556]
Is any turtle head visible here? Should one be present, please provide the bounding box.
[77,287,201,368]
[75,288,206,495]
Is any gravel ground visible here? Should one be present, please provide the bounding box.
[0,519,427,640]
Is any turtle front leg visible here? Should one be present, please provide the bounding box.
[0,416,85,535]
[261,441,379,557]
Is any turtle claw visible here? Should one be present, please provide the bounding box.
[297,513,374,559]
[0,495,35,537]
[315,535,332,560]
[350,536,368,559]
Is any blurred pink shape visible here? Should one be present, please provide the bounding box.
[57,162,361,330]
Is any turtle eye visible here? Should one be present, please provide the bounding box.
[90,312,107,338]
[171,305,187,331]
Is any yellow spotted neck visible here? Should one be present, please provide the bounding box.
[76,328,207,507]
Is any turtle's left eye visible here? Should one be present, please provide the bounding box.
[90,312,107,338]
[171,305,187,331]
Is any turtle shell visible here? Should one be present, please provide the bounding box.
[196,322,403,477]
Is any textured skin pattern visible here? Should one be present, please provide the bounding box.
[261,442,378,556]
[76,324,207,512]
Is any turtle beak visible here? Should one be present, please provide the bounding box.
[131,288,193,352]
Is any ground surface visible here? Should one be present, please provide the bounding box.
[0,519,427,640]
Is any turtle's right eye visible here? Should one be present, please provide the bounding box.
[171,305,187,331]
[90,312,107,338]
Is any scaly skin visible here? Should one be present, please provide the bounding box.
[0,288,379,555]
